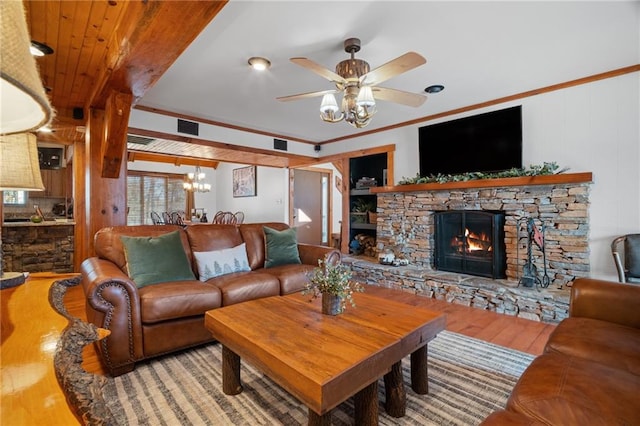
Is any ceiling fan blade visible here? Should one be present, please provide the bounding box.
[277,89,339,102]
[372,86,427,108]
[290,57,347,84]
[360,52,426,86]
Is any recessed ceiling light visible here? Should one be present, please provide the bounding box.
[30,40,54,57]
[248,57,271,71]
[425,85,444,94]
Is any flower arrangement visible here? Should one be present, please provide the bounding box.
[303,259,364,314]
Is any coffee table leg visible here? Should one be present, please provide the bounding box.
[222,346,243,395]
[410,344,428,394]
[384,361,406,417]
[308,409,331,426]
[354,380,378,426]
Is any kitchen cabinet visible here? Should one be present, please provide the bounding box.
[33,169,67,198]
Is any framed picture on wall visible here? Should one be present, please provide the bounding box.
[233,166,257,197]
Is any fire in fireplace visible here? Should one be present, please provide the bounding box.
[434,210,506,279]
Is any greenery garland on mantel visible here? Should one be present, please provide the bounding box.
[398,162,567,185]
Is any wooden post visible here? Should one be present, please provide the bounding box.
[411,344,429,394]
[354,380,378,426]
[384,361,406,417]
[221,346,243,395]
[308,409,331,426]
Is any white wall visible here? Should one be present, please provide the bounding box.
[214,163,288,223]
[323,72,640,281]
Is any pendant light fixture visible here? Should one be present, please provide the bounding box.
[183,166,211,192]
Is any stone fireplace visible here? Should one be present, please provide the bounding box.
[345,173,593,323]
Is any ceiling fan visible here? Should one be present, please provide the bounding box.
[277,37,427,128]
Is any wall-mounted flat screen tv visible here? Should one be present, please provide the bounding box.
[419,105,522,176]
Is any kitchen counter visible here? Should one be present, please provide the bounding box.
[2,219,75,227]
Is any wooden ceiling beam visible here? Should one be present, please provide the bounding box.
[101,91,133,178]
[128,151,220,170]
[127,127,316,169]
[288,144,396,169]
[88,1,228,110]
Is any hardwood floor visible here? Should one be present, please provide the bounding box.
[1,273,555,425]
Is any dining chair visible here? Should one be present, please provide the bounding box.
[233,211,244,224]
[150,211,163,225]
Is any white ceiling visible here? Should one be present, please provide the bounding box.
[137,1,639,145]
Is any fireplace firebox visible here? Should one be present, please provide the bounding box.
[434,211,506,279]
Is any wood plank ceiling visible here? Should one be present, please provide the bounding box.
[24,1,125,145]
[23,0,313,168]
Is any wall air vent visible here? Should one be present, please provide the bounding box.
[127,135,156,145]
[274,138,288,151]
[178,119,199,136]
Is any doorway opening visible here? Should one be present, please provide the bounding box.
[291,168,332,246]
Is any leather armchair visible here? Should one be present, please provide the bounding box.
[612,234,640,283]
[482,278,640,425]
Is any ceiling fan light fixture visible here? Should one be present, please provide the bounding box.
[248,57,271,71]
[320,94,339,113]
[356,86,376,108]
[320,94,343,123]
[279,37,427,130]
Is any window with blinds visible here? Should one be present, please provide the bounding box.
[127,171,190,225]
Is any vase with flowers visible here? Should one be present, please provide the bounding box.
[303,258,364,315]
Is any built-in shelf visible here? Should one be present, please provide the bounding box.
[370,172,593,194]
[350,188,375,196]
[351,223,377,230]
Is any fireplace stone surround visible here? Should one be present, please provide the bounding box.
[347,173,593,324]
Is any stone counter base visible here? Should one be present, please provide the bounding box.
[344,256,570,324]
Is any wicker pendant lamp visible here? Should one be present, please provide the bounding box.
[0,1,53,134]
[0,1,53,288]
[0,133,45,191]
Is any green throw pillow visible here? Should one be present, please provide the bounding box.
[264,226,301,268]
[121,230,196,288]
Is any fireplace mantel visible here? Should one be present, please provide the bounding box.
[371,172,593,194]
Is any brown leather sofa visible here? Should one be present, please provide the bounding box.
[80,222,338,376]
[481,278,640,425]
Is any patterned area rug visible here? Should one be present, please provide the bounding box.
[103,332,532,425]
[49,278,533,425]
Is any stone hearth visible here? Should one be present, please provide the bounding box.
[349,173,593,323]
[345,256,570,323]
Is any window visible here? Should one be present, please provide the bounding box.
[127,171,192,225]
[3,191,27,205]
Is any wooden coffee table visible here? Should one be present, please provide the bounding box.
[205,288,446,425]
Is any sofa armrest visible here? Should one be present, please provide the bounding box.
[80,257,144,374]
[297,244,341,266]
[570,278,640,328]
